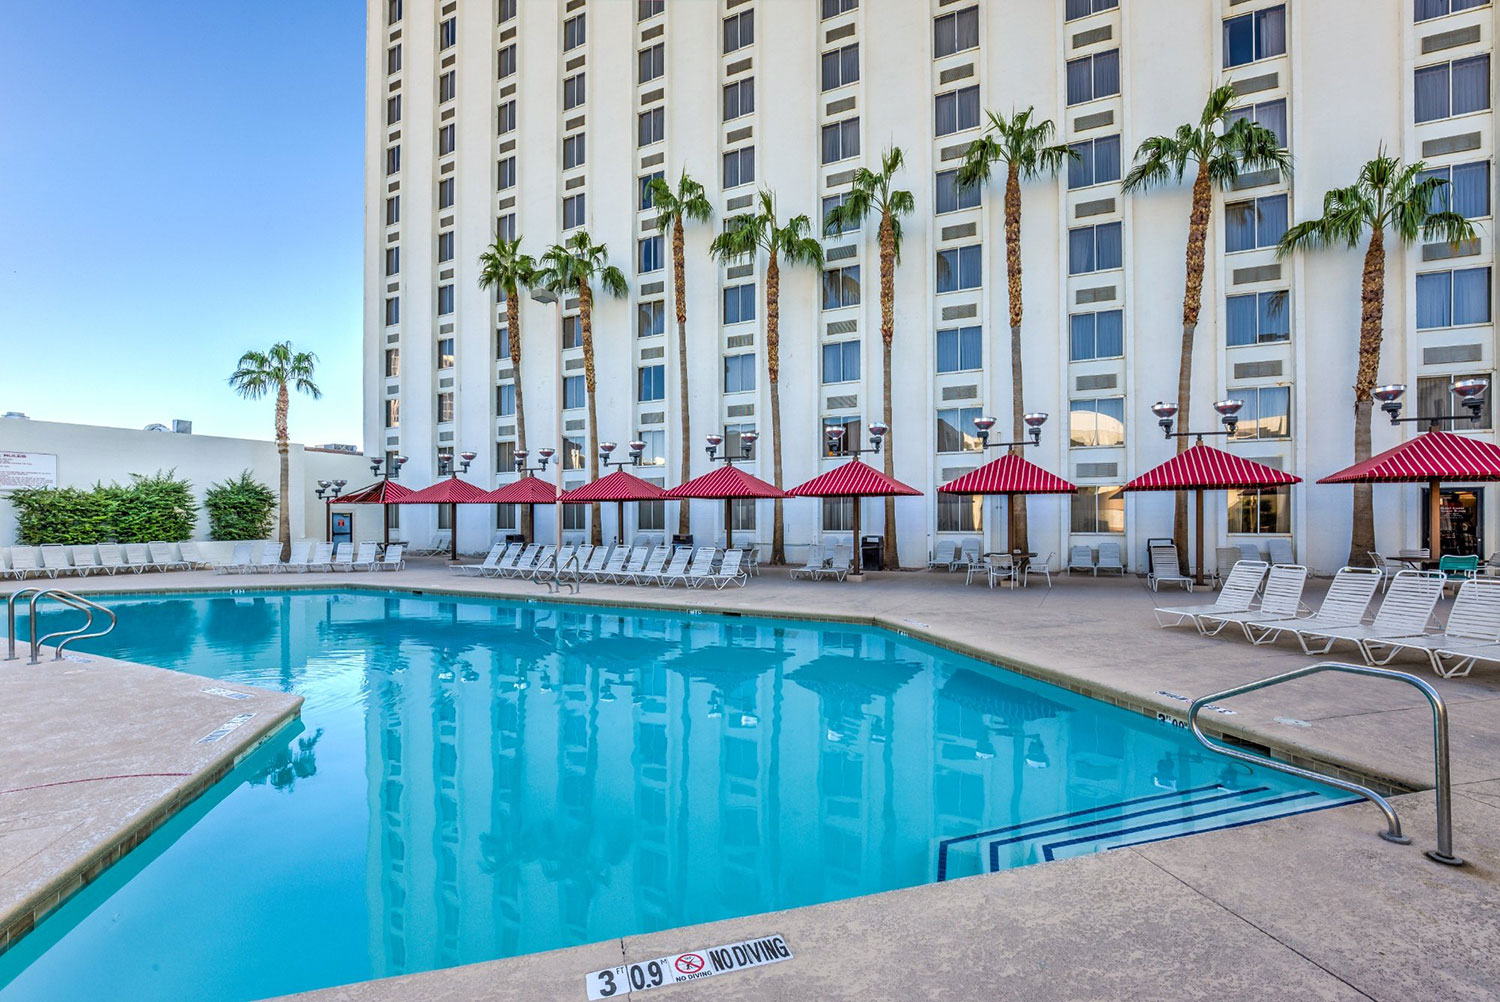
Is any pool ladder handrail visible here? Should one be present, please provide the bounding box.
[532,549,581,595]
[5,587,118,665]
[1188,661,1462,866]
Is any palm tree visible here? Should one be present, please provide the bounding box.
[824,146,915,570]
[228,342,321,560]
[1278,149,1474,563]
[477,236,538,542]
[956,109,1075,554]
[537,230,627,545]
[709,190,824,565]
[647,170,713,536]
[1123,84,1291,559]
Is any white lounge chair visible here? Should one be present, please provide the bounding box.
[1266,538,1294,566]
[308,542,336,571]
[705,548,748,588]
[1364,576,1500,674]
[1243,566,1382,646]
[248,542,282,573]
[815,542,854,582]
[454,542,509,576]
[1147,544,1192,592]
[39,545,74,578]
[579,545,613,580]
[1023,551,1057,588]
[1238,543,1262,563]
[495,543,536,578]
[681,547,720,588]
[414,530,451,556]
[527,544,559,580]
[565,544,593,577]
[1066,545,1096,576]
[213,541,254,574]
[1292,569,1447,658]
[375,543,406,570]
[1096,542,1125,575]
[178,541,214,569]
[349,542,380,571]
[6,547,41,579]
[792,540,833,581]
[1154,560,1267,628]
[929,540,958,571]
[653,547,694,586]
[96,543,128,575]
[1210,546,1242,589]
[278,540,314,573]
[149,541,190,571]
[70,546,101,577]
[590,546,630,583]
[121,543,151,573]
[613,546,656,584]
[625,548,670,585]
[329,542,355,570]
[1197,564,1309,639]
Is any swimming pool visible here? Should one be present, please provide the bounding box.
[0,589,1353,1001]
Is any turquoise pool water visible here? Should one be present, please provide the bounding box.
[0,590,1352,1002]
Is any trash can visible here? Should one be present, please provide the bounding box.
[505,533,526,545]
[861,535,883,572]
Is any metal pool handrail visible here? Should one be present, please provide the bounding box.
[1188,662,1462,867]
[5,587,118,664]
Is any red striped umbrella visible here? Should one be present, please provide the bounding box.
[1318,429,1500,559]
[788,460,919,577]
[939,453,1077,563]
[479,475,560,545]
[393,477,492,560]
[663,464,788,548]
[331,479,417,546]
[560,469,668,546]
[1125,443,1301,586]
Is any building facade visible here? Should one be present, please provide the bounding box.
[364,0,1498,573]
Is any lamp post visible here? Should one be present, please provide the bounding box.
[434,450,476,561]
[599,440,648,545]
[823,422,890,578]
[1150,399,1244,586]
[511,448,555,545]
[314,479,347,542]
[1373,379,1489,559]
[704,429,758,547]
[971,413,1050,556]
[370,455,408,479]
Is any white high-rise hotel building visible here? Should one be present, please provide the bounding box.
[364,0,1497,573]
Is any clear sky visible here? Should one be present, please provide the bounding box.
[0,1,366,446]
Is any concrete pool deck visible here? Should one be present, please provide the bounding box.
[4,561,1500,999]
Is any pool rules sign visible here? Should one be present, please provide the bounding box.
[585,934,792,998]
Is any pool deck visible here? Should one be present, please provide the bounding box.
[6,560,1500,999]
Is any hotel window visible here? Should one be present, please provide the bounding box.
[821,414,861,456]
[1068,221,1123,274]
[384,399,400,428]
[821,43,859,91]
[1067,135,1121,189]
[385,348,400,377]
[498,156,516,189]
[563,194,586,229]
[639,364,666,402]
[1416,267,1491,328]
[1065,50,1120,105]
[498,213,517,241]
[1230,386,1291,440]
[1225,194,1288,252]
[936,245,982,292]
[563,376,585,410]
[937,494,982,532]
[495,499,516,530]
[822,497,854,531]
[438,177,455,209]
[437,337,455,369]
[387,95,402,125]
[1223,5,1285,68]
[563,14,586,51]
[386,196,400,225]
[500,0,517,22]
[822,341,860,383]
[723,11,754,53]
[1071,486,1124,533]
[439,16,456,49]
[935,85,980,136]
[723,283,756,324]
[385,247,400,276]
[1419,161,1491,218]
[1065,0,1117,19]
[639,235,665,273]
[725,423,756,457]
[1226,99,1288,149]
[437,284,454,315]
[437,392,454,422]
[497,383,515,417]
[937,407,983,452]
[723,78,755,121]
[638,430,666,465]
[638,106,664,146]
[1227,291,1290,346]
[1416,55,1490,122]
[439,70,455,103]
[822,193,861,235]
[935,169,981,214]
[496,322,510,357]
[562,315,582,348]
[823,0,858,16]
[1417,0,1489,19]
[933,6,979,58]
[638,300,665,338]
[563,133,585,169]
[821,118,860,164]
[562,499,586,529]
[1419,373,1494,429]
[729,497,756,531]
[639,0,665,20]
[723,146,755,188]
[388,0,402,24]
[823,265,861,309]
[387,45,402,74]
[564,72,586,110]
[385,297,400,325]
[437,231,454,262]
[498,44,517,78]
[639,170,665,209]
[1069,397,1126,447]
[438,124,456,156]
[1069,309,1124,361]
[639,498,665,531]
[936,325,981,373]
[724,353,757,393]
[639,43,664,84]
[562,438,586,472]
[498,100,516,134]
[1227,486,1290,534]
[385,145,401,175]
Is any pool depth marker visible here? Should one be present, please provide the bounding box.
[585,934,792,999]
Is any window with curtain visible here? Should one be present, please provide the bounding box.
[638,499,665,531]
[638,235,664,273]
[821,414,862,456]
[821,118,860,164]
[498,100,516,134]
[1069,398,1125,447]
[725,423,756,457]
[437,338,454,369]
[723,78,754,120]
[498,44,516,78]
[1415,55,1490,122]
[385,297,400,325]
[937,407,983,452]
[496,322,510,358]
[495,503,516,530]
[1069,310,1124,361]
[822,43,859,91]
[562,194,586,230]
[638,0,664,20]
[384,399,400,428]
[935,86,980,136]
[639,43,664,84]
[823,193,861,234]
[562,502,587,530]
[936,245,982,292]
[1416,0,1489,21]
[822,341,860,383]
[1416,267,1491,328]
[1071,486,1125,533]
[933,7,979,58]
[563,73,586,110]
[562,315,582,349]
[1065,50,1120,105]
[497,441,516,475]
[1066,0,1118,20]
[1418,372,1494,429]
[638,106,664,146]
[638,364,666,401]
[1418,161,1490,218]
[437,285,454,315]
[638,301,665,338]
[1067,135,1121,189]
[823,266,861,308]
[385,348,400,377]
[438,179,455,210]
[561,438,585,472]
[498,213,516,241]
[1223,5,1286,67]
[563,133,585,170]
[823,0,858,18]
[436,393,454,423]
[1227,486,1289,534]
[563,376,585,410]
[497,383,515,417]
[562,14,585,50]
[723,354,756,393]
[822,498,854,531]
[722,147,755,188]
[1227,291,1291,346]
[936,326,982,372]
[387,44,402,74]
[730,497,757,530]
[1226,98,1288,149]
[935,169,982,213]
[723,283,756,324]
[937,494,982,532]
[498,156,516,188]
[1224,194,1288,252]
[1230,386,1291,440]
[723,10,754,53]
[638,170,664,210]
[1068,222,1122,274]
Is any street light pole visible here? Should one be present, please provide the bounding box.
[599,439,647,545]
[971,413,1049,557]
[1373,379,1488,559]
[704,429,758,547]
[822,421,889,577]
[1150,399,1244,586]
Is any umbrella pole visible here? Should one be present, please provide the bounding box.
[1195,488,1205,588]
[384,503,391,546]
[725,498,733,549]
[851,495,862,578]
[1430,478,1443,560]
[450,502,458,561]
[619,499,626,547]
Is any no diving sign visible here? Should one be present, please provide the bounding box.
[585,934,791,999]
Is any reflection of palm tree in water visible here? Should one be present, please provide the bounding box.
[249,728,324,791]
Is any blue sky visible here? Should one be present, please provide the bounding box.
[0,1,366,445]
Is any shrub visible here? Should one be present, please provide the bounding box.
[204,471,277,541]
[7,470,198,544]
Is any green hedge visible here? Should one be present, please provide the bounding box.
[204,471,277,541]
[8,470,198,545]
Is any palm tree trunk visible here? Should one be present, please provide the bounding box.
[275,383,290,560]
[673,213,692,536]
[878,209,899,571]
[1174,162,1213,565]
[579,278,603,545]
[1004,164,1028,554]
[1349,228,1386,563]
[767,252,785,565]
[507,286,531,544]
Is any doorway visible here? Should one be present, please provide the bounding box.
[1421,487,1484,557]
[331,511,353,546]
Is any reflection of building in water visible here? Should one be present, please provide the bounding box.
[366,673,407,973]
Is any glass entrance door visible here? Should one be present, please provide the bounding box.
[1421,487,1483,557]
